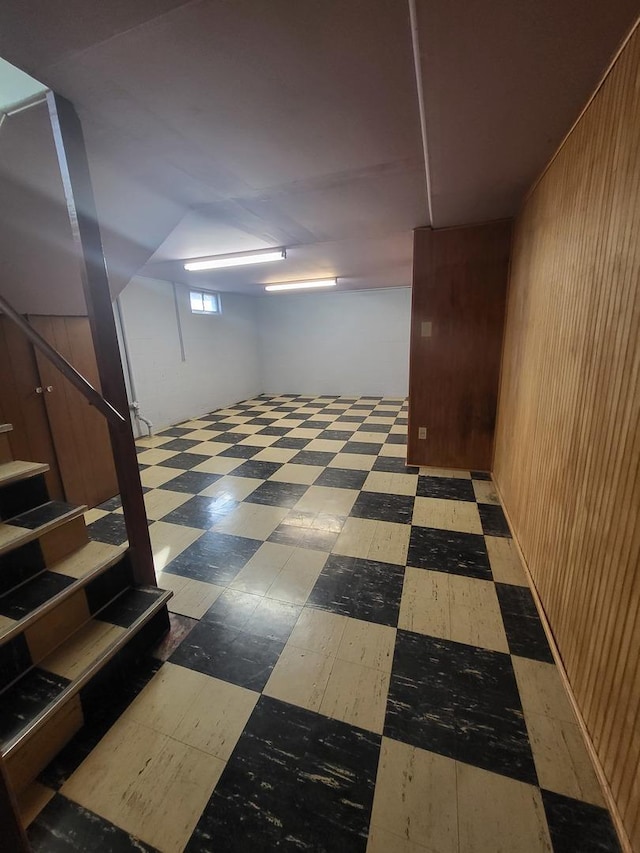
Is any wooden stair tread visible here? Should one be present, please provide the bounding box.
[0,542,127,644]
[0,501,87,557]
[0,460,49,488]
[0,585,171,756]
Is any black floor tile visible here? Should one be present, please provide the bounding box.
[160,438,200,452]
[218,444,262,459]
[28,794,156,852]
[158,470,221,494]
[0,571,74,620]
[360,422,392,433]
[248,417,279,425]
[159,452,209,470]
[158,427,192,437]
[272,437,311,450]
[541,790,621,853]
[170,620,283,691]
[314,467,368,490]
[471,470,492,481]
[304,420,329,429]
[209,428,239,440]
[202,590,301,643]
[308,554,404,626]
[289,450,337,467]
[232,460,283,480]
[385,631,537,785]
[350,491,414,524]
[97,588,162,628]
[496,583,554,662]
[97,494,122,512]
[87,513,128,546]
[318,430,353,442]
[165,532,262,584]
[185,696,379,853]
[213,432,253,445]
[479,503,511,537]
[385,433,407,445]
[6,501,76,530]
[417,475,476,501]
[337,415,367,423]
[200,589,261,629]
[244,481,309,508]
[0,668,70,744]
[161,495,238,529]
[342,441,381,455]
[407,526,492,580]
[372,456,419,474]
[257,426,291,436]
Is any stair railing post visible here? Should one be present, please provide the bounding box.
[45,91,155,587]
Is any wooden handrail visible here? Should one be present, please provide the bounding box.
[0,294,126,427]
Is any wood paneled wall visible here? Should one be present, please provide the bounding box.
[408,222,512,469]
[493,23,640,850]
[0,319,64,500]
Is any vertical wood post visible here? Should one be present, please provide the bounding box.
[46,92,155,587]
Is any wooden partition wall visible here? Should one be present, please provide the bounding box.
[493,23,640,850]
[408,221,512,470]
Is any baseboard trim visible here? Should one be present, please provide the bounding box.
[492,477,631,853]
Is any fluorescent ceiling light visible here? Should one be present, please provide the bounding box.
[265,278,338,293]
[184,248,285,271]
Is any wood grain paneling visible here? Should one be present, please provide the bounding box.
[408,222,512,470]
[494,22,640,851]
[0,319,64,500]
[30,316,118,508]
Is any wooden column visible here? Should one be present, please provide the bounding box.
[45,92,155,587]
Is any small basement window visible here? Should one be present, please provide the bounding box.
[189,290,221,315]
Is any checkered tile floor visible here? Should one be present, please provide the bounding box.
[28,396,620,852]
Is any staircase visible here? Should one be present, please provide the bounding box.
[0,424,171,802]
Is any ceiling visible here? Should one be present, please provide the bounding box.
[0,0,637,309]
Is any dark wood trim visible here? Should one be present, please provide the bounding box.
[46,91,155,587]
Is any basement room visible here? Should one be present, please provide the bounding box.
[0,1,638,851]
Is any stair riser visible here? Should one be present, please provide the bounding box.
[0,434,12,464]
[0,474,49,521]
[0,518,89,596]
[6,696,83,794]
[5,604,169,795]
[0,557,134,686]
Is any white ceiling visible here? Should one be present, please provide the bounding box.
[0,0,637,306]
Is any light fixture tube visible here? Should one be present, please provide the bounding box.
[265,278,337,292]
[184,248,286,271]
